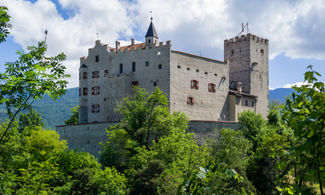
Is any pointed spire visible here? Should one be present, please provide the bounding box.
[145,18,158,38]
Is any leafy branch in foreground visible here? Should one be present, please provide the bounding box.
[0,41,70,143]
[0,6,11,43]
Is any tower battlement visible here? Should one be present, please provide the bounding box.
[224,33,268,46]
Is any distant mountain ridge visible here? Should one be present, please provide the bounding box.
[0,87,79,129]
[269,88,294,103]
[0,87,294,129]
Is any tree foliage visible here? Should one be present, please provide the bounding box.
[0,41,70,143]
[0,6,11,43]
[282,65,325,194]
[65,105,79,125]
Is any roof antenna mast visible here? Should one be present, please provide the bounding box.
[237,22,249,36]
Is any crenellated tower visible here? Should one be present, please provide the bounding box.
[224,33,269,118]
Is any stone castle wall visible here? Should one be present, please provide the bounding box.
[56,121,239,158]
[79,41,171,123]
[170,51,229,121]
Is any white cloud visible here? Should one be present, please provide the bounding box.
[283,81,308,88]
[3,0,133,87]
[2,0,325,87]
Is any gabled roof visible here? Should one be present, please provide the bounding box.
[145,21,158,38]
[120,43,146,51]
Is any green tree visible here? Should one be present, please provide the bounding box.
[65,106,79,125]
[238,111,265,149]
[0,41,70,143]
[101,87,207,194]
[18,108,44,131]
[0,6,11,43]
[100,87,188,170]
[207,128,256,194]
[211,128,252,175]
[282,65,325,194]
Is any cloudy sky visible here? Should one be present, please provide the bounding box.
[1,0,324,89]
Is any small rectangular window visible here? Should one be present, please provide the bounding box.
[119,63,123,73]
[91,104,100,113]
[187,97,194,105]
[92,86,100,95]
[191,80,199,89]
[252,101,255,107]
[245,100,248,106]
[92,71,99,78]
[95,55,99,62]
[83,72,87,79]
[132,81,139,87]
[153,81,157,86]
[104,70,109,77]
[132,62,136,72]
[208,83,216,92]
[145,61,149,67]
[158,64,162,69]
[83,88,88,96]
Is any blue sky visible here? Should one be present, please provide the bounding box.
[1,0,324,89]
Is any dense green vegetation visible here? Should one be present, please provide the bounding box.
[1,5,324,194]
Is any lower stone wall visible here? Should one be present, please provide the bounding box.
[188,121,239,144]
[56,122,116,159]
[56,121,239,158]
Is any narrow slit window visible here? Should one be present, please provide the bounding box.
[132,62,136,72]
[119,63,123,73]
[95,55,99,62]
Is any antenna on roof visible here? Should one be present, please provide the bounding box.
[96,32,99,40]
[44,30,48,43]
[237,22,249,36]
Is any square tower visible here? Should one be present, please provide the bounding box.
[224,34,269,118]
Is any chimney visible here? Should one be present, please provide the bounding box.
[131,38,135,45]
[115,41,120,50]
[236,82,242,93]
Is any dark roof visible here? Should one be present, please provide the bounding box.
[81,64,87,68]
[228,89,257,98]
[120,43,146,51]
[145,21,158,38]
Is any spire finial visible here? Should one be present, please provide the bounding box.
[150,11,153,21]
[44,29,48,43]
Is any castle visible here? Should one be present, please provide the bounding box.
[77,19,269,123]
